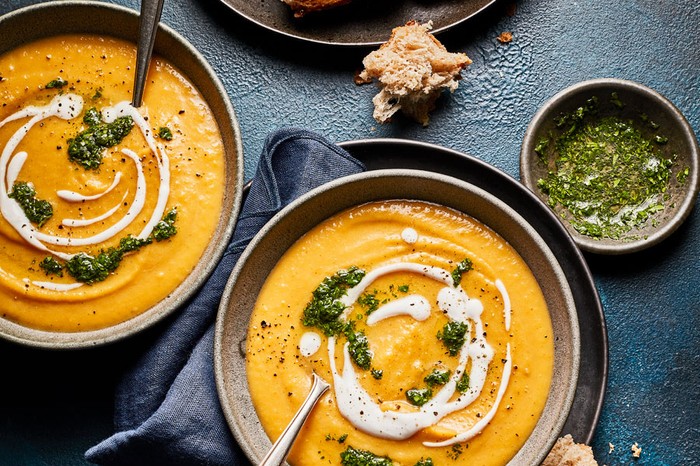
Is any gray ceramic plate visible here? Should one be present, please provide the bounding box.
[0,1,243,348]
[216,0,496,46]
[521,78,700,255]
[215,169,580,465]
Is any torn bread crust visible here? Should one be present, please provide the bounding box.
[357,20,472,126]
[542,434,599,466]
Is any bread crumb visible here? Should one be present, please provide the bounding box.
[631,442,642,458]
[608,443,614,454]
[357,20,471,126]
[497,31,513,43]
[543,434,599,466]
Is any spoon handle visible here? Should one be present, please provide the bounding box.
[259,373,330,466]
[132,0,165,107]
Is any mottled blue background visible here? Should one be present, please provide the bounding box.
[0,0,698,465]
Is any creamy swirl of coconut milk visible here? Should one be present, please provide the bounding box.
[299,260,513,446]
[0,95,171,288]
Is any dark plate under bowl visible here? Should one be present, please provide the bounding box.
[216,0,496,46]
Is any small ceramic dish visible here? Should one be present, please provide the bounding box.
[521,78,699,255]
[0,1,243,348]
[215,169,580,466]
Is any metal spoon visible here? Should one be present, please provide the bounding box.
[132,0,165,107]
[259,373,330,466]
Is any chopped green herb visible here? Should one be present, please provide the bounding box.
[326,433,349,444]
[537,111,675,239]
[347,327,372,370]
[65,250,121,284]
[406,387,433,406]
[534,136,549,156]
[448,443,464,460]
[358,292,380,315]
[654,134,668,144]
[340,446,393,466]
[54,218,170,284]
[83,107,102,126]
[302,268,380,370]
[151,207,178,241]
[39,256,63,277]
[677,167,689,183]
[610,92,624,109]
[64,234,150,284]
[424,368,451,387]
[92,87,103,100]
[8,181,53,227]
[450,258,473,286]
[45,77,67,89]
[555,96,598,137]
[68,108,134,169]
[414,458,434,466]
[398,284,409,293]
[302,266,365,337]
[456,373,470,393]
[371,369,383,380]
[437,321,468,356]
[158,126,173,141]
[120,235,152,252]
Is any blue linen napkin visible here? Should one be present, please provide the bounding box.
[85,128,366,465]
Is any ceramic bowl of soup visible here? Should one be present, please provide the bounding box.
[521,78,700,255]
[0,1,243,348]
[215,170,580,466]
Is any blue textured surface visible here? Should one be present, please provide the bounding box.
[0,0,698,465]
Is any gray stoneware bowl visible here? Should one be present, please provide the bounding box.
[0,1,243,348]
[215,170,580,466]
[521,78,700,255]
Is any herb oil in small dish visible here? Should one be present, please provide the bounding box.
[521,78,699,255]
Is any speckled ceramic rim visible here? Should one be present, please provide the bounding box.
[215,169,580,466]
[521,78,700,255]
[0,1,244,349]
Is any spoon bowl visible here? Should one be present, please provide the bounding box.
[259,373,330,466]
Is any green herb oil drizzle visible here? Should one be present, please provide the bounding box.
[8,181,53,227]
[537,96,678,239]
[39,208,179,285]
[67,107,134,170]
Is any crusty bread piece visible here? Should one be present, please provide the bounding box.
[356,20,471,126]
[542,434,599,466]
[281,0,350,18]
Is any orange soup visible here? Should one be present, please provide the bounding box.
[0,35,225,331]
[246,200,554,465]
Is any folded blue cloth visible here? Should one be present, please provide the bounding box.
[85,128,365,465]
